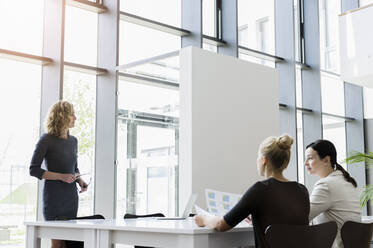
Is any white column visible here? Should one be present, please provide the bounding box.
[38,0,66,221]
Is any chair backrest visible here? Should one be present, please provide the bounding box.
[123,213,165,219]
[74,214,105,220]
[265,221,337,248]
[341,221,373,248]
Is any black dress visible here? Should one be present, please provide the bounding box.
[224,178,310,248]
[30,133,79,220]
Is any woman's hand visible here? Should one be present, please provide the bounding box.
[245,215,252,224]
[59,173,76,183]
[194,215,206,227]
[78,179,88,193]
[195,215,232,231]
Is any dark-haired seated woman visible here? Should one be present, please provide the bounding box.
[305,140,361,248]
[195,134,310,248]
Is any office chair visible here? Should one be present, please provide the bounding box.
[55,214,105,248]
[265,221,337,248]
[123,213,165,248]
[341,221,373,248]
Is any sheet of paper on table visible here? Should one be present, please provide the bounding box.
[205,188,242,216]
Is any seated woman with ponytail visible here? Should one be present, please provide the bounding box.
[305,140,361,248]
[195,134,310,248]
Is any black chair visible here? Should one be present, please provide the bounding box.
[123,213,165,248]
[123,213,165,219]
[265,221,337,248]
[56,214,105,248]
[341,221,373,248]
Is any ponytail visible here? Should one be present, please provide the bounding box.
[335,163,357,188]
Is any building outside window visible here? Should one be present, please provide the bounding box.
[0,59,42,247]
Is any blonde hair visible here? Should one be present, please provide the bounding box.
[44,101,74,138]
[259,134,294,171]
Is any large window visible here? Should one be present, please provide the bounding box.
[64,5,98,66]
[321,72,345,116]
[120,0,181,27]
[63,70,97,217]
[119,21,180,65]
[237,0,275,67]
[359,0,373,7]
[203,0,217,37]
[364,87,373,119]
[321,72,347,163]
[319,0,341,73]
[62,4,99,217]
[295,65,304,183]
[0,59,41,247]
[116,79,179,217]
[0,0,44,55]
[322,115,347,163]
[293,0,303,62]
[237,0,275,54]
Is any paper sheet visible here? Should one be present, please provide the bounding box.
[194,205,213,216]
[205,188,242,216]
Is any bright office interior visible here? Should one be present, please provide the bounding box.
[1,0,373,247]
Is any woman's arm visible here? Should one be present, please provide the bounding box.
[195,183,261,231]
[42,171,77,183]
[195,215,232,232]
[30,135,48,180]
[30,135,77,183]
[309,181,332,220]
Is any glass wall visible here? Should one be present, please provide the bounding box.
[364,87,373,119]
[116,79,179,217]
[293,0,302,62]
[62,3,99,217]
[321,72,347,164]
[237,0,275,67]
[359,0,373,7]
[237,0,275,54]
[117,0,182,218]
[320,72,345,116]
[238,53,275,68]
[0,1,45,246]
[0,0,44,55]
[0,59,41,247]
[322,115,347,164]
[63,70,96,217]
[0,1,369,245]
[203,0,216,37]
[319,0,341,73]
[295,65,304,183]
[119,21,180,65]
[64,5,98,66]
[120,0,181,27]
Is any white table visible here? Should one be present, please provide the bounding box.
[25,218,255,248]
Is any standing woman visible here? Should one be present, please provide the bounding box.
[305,140,361,248]
[30,101,88,248]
